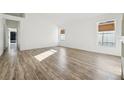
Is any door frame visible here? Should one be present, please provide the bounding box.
[8,28,17,45]
[2,14,24,51]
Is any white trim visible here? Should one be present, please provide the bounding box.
[1,14,25,51]
[2,14,24,21]
[0,14,4,56]
[8,28,17,32]
[121,57,124,79]
[58,27,66,42]
[96,19,117,48]
[120,36,124,44]
[8,28,17,45]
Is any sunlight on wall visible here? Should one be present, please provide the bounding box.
[34,49,57,61]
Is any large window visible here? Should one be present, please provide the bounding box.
[60,29,65,41]
[97,20,116,47]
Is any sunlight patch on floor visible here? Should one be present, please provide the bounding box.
[34,49,57,61]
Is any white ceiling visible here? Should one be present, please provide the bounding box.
[39,13,103,19]
[38,13,104,25]
[5,13,105,25]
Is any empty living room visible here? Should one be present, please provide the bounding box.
[1,0,124,93]
[0,13,123,80]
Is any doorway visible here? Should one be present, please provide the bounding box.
[4,19,19,52]
[10,32,16,43]
[8,28,17,51]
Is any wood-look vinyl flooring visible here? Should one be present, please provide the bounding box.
[0,44,121,80]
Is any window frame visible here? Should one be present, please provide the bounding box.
[59,28,66,41]
[96,19,116,48]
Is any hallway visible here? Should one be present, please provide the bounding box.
[0,43,18,79]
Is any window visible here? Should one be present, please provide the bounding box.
[60,29,65,41]
[97,20,116,47]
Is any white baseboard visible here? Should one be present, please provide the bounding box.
[0,49,3,56]
[20,43,58,51]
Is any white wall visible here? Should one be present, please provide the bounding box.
[0,13,122,56]
[4,22,8,49]
[20,14,58,50]
[122,14,124,57]
[0,15,4,56]
[59,14,122,56]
